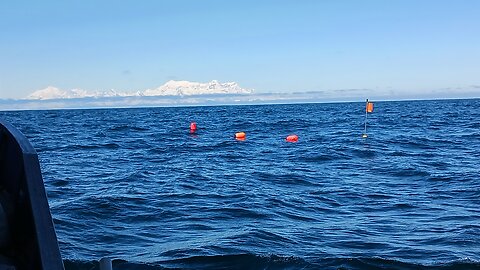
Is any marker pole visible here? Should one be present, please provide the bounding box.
[363,99,368,138]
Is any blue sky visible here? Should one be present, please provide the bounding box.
[1,0,479,100]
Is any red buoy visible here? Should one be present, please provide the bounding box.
[190,122,197,133]
[286,134,298,142]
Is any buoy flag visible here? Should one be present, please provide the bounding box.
[366,102,374,113]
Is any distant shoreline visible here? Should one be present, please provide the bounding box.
[0,93,479,112]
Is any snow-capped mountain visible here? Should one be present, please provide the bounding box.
[27,86,127,100]
[26,80,252,100]
[143,80,252,96]
[27,86,89,100]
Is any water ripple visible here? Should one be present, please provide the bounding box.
[1,99,480,269]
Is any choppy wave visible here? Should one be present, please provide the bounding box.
[1,99,480,269]
[64,255,480,270]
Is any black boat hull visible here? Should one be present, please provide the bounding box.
[0,120,64,270]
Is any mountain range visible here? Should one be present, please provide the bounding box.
[27,80,253,100]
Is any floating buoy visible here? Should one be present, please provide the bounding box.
[190,122,197,133]
[286,134,299,142]
[235,132,246,140]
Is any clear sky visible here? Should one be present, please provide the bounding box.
[1,0,479,100]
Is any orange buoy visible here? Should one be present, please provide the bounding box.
[190,122,197,133]
[286,134,298,142]
[235,132,246,140]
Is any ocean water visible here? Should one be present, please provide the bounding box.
[1,99,480,270]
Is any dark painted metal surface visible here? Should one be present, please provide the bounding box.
[0,120,64,270]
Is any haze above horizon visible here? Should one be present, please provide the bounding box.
[1,0,479,102]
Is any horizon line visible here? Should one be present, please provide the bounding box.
[0,95,478,112]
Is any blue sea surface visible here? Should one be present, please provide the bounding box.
[1,99,480,269]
